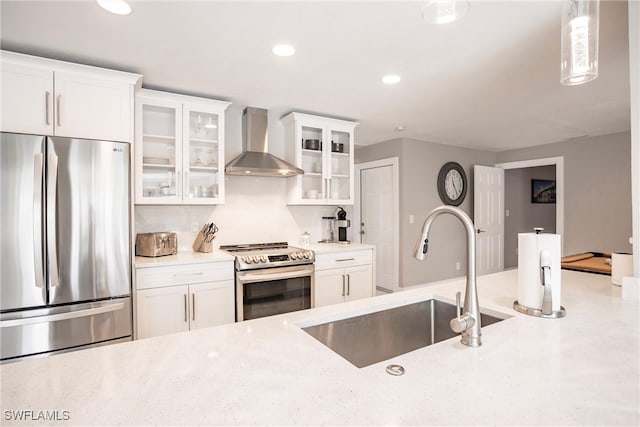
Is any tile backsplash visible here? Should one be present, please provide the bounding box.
[135,175,353,252]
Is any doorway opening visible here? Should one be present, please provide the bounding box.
[504,165,557,268]
[496,156,565,265]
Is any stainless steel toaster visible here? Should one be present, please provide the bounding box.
[135,232,177,257]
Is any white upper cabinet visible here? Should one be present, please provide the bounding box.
[0,51,141,142]
[283,112,358,205]
[134,89,230,205]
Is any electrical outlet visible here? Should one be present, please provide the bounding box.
[191,222,200,234]
[455,261,461,271]
[505,209,510,217]
[409,214,415,224]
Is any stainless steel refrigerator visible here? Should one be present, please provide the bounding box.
[1,133,132,362]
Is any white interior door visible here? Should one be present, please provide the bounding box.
[473,165,505,275]
[358,160,398,291]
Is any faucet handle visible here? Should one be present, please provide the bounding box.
[450,290,476,333]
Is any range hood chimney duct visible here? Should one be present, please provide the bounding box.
[225,107,303,177]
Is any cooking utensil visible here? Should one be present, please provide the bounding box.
[303,139,321,150]
[331,141,344,153]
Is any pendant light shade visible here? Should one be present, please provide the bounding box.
[561,0,599,86]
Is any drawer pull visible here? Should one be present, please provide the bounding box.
[336,258,355,262]
[184,294,188,323]
[173,272,204,278]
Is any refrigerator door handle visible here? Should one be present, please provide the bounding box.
[47,151,60,288]
[33,153,45,289]
[0,302,125,328]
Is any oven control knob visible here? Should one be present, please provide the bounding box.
[290,252,298,260]
[261,255,268,263]
[303,251,311,259]
[252,256,259,263]
[242,256,251,264]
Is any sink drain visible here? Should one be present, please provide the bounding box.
[386,364,405,376]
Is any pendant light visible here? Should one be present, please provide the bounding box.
[422,0,470,24]
[560,0,600,85]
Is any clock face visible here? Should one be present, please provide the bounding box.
[445,170,464,199]
[437,162,467,206]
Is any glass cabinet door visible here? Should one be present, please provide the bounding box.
[139,102,181,203]
[327,128,352,203]
[300,124,326,203]
[183,106,221,203]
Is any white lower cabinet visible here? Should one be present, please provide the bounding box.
[315,264,373,307]
[314,249,374,307]
[135,261,234,339]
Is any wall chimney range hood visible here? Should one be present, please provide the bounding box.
[225,107,303,177]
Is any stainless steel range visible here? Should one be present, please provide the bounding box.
[220,242,315,321]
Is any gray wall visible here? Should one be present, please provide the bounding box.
[356,137,496,286]
[504,165,556,268]
[497,132,633,256]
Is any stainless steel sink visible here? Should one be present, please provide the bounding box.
[302,299,507,368]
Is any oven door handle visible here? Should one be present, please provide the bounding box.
[238,266,314,283]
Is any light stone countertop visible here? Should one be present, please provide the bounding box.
[134,244,373,268]
[134,250,234,268]
[1,269,638,426]
[308,242,376,253]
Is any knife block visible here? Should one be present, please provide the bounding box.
[192,231,214,253]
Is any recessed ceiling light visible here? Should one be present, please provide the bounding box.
[272,44,295,57]
[97,0,132,15]
[395,125,406,131]
[382,75,401,85]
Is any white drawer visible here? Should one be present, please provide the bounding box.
[314,249,373,270]
[136,261,234,290]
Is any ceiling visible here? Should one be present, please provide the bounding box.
[0,1,631,152]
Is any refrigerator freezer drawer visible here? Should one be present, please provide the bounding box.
[0,297,132,361]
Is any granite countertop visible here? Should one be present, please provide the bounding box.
[1,269,638,426]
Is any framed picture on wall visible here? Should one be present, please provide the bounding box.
[531,179,556,203]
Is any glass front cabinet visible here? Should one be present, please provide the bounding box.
[282,112,358,205]
[134,89,230,205]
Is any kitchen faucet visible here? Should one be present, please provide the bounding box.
[414,205,482,347]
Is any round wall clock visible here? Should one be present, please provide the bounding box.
[437,162,467,206]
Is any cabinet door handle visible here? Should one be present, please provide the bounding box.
[192,294,196,321]
[184,294,188,323]
[56,93,62,127]
[336,258,355,262]
[341,274,345,296]
[45,92,51,125]
[177,171,182,197]
[347,274,351,296]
